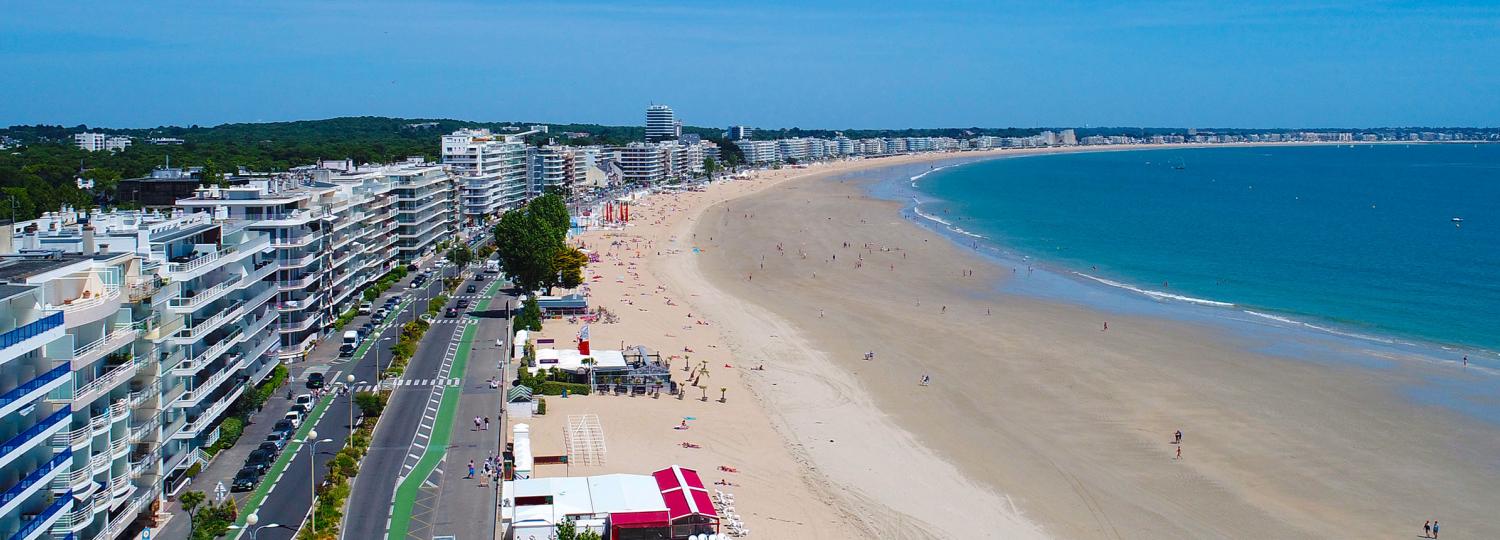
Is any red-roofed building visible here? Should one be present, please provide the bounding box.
[652,465,720,538]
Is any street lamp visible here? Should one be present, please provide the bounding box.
[305,431,335,533]
[228,513,285,540]
[375,336,394,384]
[346,374,365,429]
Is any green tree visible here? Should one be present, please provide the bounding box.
[527,193,571,243]
[514,296,542,331]
[355,391,388,418]
[555,518,579,540]
[180,490,206,533]
[492,209,561,292]
[445,244,474,268]
[702,157,721,179]
[552,246,588,290]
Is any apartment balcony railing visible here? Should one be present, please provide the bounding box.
[71,325,138,368]
[277,252,318,269]
[51,461,91,495]
[260,210,316,227]
[129,416,158,444]
[109,475,128,498]
[271,234,317,249]
[167,277,238,312]
[11,492,70,540]
[275,316,318,333]
[172,329,243,379]
[170,304,243,344]
[72,358,140,406]
[52,494,91,534]
[173,353,243,410]
[0,363,69,410]
[88,451,108,473]
[166,246,234,275]
[109,434,128,459]
[0,448,69,511]
[174,384,244,440]
[1,312,65,353]
[126,387,157,409]
[51,424,89,450]
[1,407,71,458]
[276,273,320,291]
[125,277,160,302]
[53,286,121,315]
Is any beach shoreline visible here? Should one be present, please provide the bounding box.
[527,144,1500,539]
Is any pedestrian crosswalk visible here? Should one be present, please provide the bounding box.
[428,317,478,324]
[349,377,464,392]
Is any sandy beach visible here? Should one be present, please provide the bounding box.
[524,147,1500,539]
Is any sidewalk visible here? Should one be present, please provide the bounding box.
[430,287,510,540]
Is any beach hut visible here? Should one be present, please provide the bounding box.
[652,465,720,538]
[513,423,534,480]
[507,384,536,419]
[537,293,589,316]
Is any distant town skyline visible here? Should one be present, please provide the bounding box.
[3,1,1498,129]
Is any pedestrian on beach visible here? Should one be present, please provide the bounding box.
[1175,429,1183,444]
[1424,520,1431,538]
[483,417,490,430]
[473,416,481,431]
[467,460,475,479]
[1175,446,1182,460]
[1432,520,1439,538]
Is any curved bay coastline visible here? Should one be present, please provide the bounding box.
[684,145,1500,538]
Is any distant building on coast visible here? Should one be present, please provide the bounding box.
[726,125,753,140]
[645,105,678,142]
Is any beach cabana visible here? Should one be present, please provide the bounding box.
[651,465,719,538]
[506,384,536,419]
[537,293,589,316]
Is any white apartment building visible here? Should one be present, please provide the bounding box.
[74,133,132,153]
[645,105,677,142]
[1,207,280,540]
[734,140,779,165]
[441,129,528,225]
[614,143,667,184]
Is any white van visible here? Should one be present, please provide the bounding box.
[342,331,359,347]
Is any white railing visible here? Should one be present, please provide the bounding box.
[56,495,96,531]
[73,359,139,406]
[53,424,91,449]
[110,475,128,496]
[278,252,318,269]
[129,417,158,443]
[71,325,138,365]
[277,273,319,290]
[174,354,243,409]
[90,451,109,472]
[240,261,277,287]
[110,436,128,457]
[168,277,237,311]
[173,304,244,343]
[55,286,122,313]
[166,247,231,274]
[127,387,156,408]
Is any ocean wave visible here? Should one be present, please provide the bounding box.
[909,164,952,186]
[1073,272,1236,307]
[1241,310,1403,345]
[910,202,988,239]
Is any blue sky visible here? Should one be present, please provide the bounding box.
[2,1,1497,129]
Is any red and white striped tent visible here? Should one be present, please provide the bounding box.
[651,465,719,538]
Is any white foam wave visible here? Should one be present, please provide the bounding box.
[909,164,952,184]
[1242,310,1401,345]
[1074,273,1236,307]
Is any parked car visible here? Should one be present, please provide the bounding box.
[272,419,297,435]
[466,284,477,293]
[232,467,262,492]
[264,431,290,450]
[257,441,282,456]
[294,393,314,407]
[245,448,276,472]
[290,403,309,417]
[358,302,372,315]
[339,344,356,357]
[456,299,470,309]
[305,372,325,389]
[282,411,302,429]
[445,307,459,318]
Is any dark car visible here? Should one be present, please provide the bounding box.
[232,467,262,492]
[466,285,477,293]
[273,419,297,434]
[257,441,281,456]
[445,307,459,318]
[246,448,276,472]
[339,344,355,357]
[264,431,290,450]
[474,274,484,282]
[305,372,325,389]
[456,299,470,309]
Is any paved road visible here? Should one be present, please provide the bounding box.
[345,270,502,540]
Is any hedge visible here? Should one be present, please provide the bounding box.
[536,381,591,396]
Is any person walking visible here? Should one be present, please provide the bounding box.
[483,416,490,431]
[1424,520,1431,538]
[1175,429,1183,444]
[1175,446,1182,460]
[1432,520,1439,538]
[466,460,475,479]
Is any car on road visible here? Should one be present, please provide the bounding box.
[358,301,372,315]
[272,421,297,437]
[456,299,469,309]
[339,343,356,357]
[245,448,276,473]
[466,284,477,293]
[289,402,310,417]
[264,431,290,450]
[232,467,262,492]
[474,274,484,282]
[257,441,282,456]
[445,307,459,318]
[295,393,314,407]
[306,372,325,389]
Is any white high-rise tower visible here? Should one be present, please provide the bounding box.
[645,104,677,142]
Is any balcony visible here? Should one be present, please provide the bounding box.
[271,233,317,249]
[72,358,140,406]
[165,248,225,275]
[171,354,244,410]
[51,494,91,535]
[0,363,70,419]
[0,407,70,471]
[1,312,66,362]
[9,492,70,540]
[51,462,92,498]
[71,325,138,370]
[166,277,238,313]
[168,304,243,345]
[276,273,319,291]
[125,277,160,302]
[275,316,318,333]
[172,329,244,378]
[0,449,70,520]
[277,252,318,270]
[172,384,244,440]
[128,416,158,444]
[259,210,316,227]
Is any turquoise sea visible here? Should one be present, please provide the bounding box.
[906,144,1500,356]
